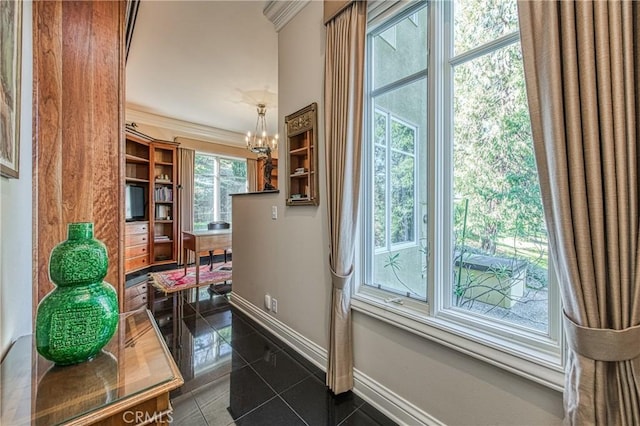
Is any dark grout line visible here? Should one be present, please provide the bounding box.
[276,394,310,426]
[227,395,280,425]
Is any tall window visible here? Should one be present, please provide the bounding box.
[364,4,428,301]
[194,153,247,230]
[359,0,562,385]
[450,0,551,333]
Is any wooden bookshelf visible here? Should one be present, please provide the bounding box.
[124,131,179,273]
[285,102,318,206]
[151,141,178,264]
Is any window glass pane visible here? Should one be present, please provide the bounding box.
[391,151,414,244]
[391,118,415,152]
[194,155,247,229]
[375,111,386,145]
[379,26,397,49]
[194,154,215,231]
[452,42,549,333]
[368,78,427,300]
[374,145,387,249]
[454,0,518,54]
[374,110,387,249]
[372,5,428,90]
[219,158,247,223]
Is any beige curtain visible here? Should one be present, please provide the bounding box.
[518,1,640,424]
[247,158,258,192]
[177,148,195,266]
[324,0,351,23]
[324,0,366,394]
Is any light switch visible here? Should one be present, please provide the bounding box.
[271,205,277,220]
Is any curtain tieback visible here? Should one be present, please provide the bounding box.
[563,311,640,362]
[330,265,353,290]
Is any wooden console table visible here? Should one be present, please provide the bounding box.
[1,309,183,425]
[182,229,232,287]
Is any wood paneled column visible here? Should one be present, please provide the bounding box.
[33,1,125,313]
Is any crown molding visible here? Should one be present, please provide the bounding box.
[264,0,310,32]
[125,108,245,145]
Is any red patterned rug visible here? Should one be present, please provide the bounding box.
[151,263,232,293]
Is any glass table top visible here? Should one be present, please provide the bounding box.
[1,309,183,425]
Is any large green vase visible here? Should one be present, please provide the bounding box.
[36,222,119,365]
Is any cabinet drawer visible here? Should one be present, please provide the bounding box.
[126,222,149,235]
[125,244,148,259]
[125,255,149,271]
[125,282,148,299]
[125,233,148,247]
[124,292,147,312]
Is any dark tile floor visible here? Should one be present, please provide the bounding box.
[153,286,397,426]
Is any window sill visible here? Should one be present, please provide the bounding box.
[351,293,564,392]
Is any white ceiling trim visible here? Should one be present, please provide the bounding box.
[126,108,246,146]
[264,0,310,32]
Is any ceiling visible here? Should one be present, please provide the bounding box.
[125,1,279,141]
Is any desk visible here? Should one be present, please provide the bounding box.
[1,309,183,426]
[182,230,232,287]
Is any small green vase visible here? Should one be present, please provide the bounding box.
[36,222,119,365]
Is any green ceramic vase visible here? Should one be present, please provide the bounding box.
[36,222,119,365]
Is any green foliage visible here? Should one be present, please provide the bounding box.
[370,0,551,330]
[193,154,247,226]
[453,37,544,251]
[374,111,417,247]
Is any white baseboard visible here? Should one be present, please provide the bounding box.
[353,369,445,426]
[229,293,443,426]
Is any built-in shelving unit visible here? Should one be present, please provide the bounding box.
[285,102,318,206]
[124,130,179,274]
[125,133,152,273]
[151,142,178,264]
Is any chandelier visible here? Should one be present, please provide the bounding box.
[246,104,278,154]
[246,104,278,190]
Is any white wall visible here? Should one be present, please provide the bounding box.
[232,0,330,350]
[353,314,563,425]
[232,2,564,424]
[1,1,33,359]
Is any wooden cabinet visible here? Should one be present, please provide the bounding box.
[124,280,148,312]
[124,130,179,273]
[285,103,318,206]
[125,221,150,272]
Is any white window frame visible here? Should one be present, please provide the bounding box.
[354,0,565,391]
[373,107,419,253]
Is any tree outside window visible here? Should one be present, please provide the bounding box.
[194,153,247,230]
[360,0,559,370]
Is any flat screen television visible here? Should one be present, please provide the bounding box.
[125,184,146,221]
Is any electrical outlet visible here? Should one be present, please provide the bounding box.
[264,294,271,310]
[271,205,277,220]
[271,298,278,313]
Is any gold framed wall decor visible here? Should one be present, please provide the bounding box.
[285,102,318,206]
[1,0,23,178]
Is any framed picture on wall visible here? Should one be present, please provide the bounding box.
[1,0,23,179]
